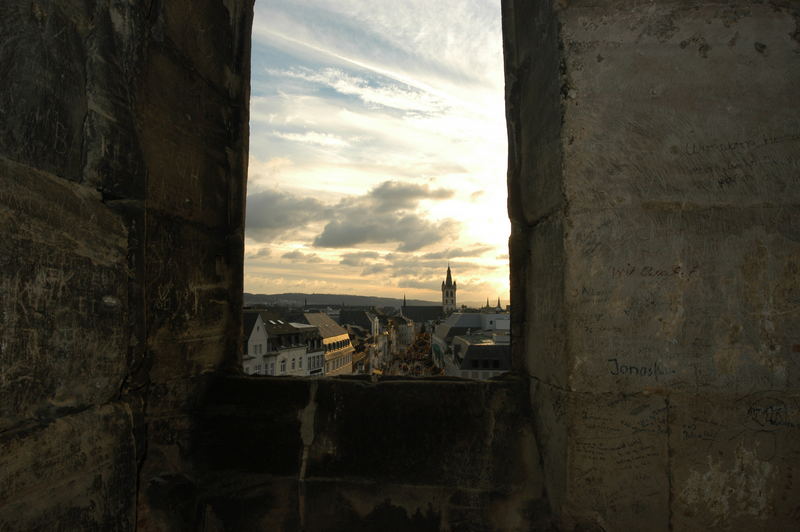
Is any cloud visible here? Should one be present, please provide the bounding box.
[315,215,457,252]
[246,179,457,252]
[246,247,272,259]
[397,278,440,290]
[339,251,381,266]
[271,67,447,114]
[282,250,324,263]
[369,180,452,210]
[362,264,389,275]
[246,189,328,242]
[251,0,505,100]
[421,245,493,260]
[244,1,510,303]
[272,130,354,147]
[313,180,458,252]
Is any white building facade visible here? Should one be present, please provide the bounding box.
[243,311,325,377]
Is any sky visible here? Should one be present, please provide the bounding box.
[245,0,509,307]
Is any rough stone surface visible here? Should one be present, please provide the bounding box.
[0,403,136,531]
[0,158,128,430]
[0,1,250,530]
[505,0,800,529]
[3,0,798,530]
[191,375,546,532]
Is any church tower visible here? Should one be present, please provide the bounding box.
[441,264,457,313]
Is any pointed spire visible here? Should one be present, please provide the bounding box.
[486,298,490,308]
[497,297,501,308]
[403,294,407,307]
[445,263,453,286]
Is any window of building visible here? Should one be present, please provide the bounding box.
[280,360,286,373]
[291,358,295,370]
[299,357,303,369]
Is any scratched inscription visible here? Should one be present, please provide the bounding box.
[747,398,800,430]
[575,437,661,472]
[611,264,699,280]
[684,132,800,155]
[607,358,677,381]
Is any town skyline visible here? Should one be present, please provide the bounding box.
[244,0,509,304]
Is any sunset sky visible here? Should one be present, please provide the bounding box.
[244,0,509,306]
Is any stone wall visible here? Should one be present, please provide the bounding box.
[3,0,798,530]
[0,1,252,529]
[167,375,545,531]
[0,2,546,531]
[504,1,800,530]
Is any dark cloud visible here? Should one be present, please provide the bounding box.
[245,180,458,252]
[245,247,272,259]
[339,251,381,266]
[313,180,458,251]
[246,189,328,242]
[282,250,323,263]
[314,215,458,252]
[362,264,389,275]
[369,180,453,210]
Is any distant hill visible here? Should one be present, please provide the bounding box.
[243,292,440,309]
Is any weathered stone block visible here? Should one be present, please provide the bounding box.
[524,214,567,389]
[145,212,238,382]
[567,206,800,394]
[194,376,309,476]
[200,475,300,532]
[161,0,252,99]
[0,1,90,181]
[564,392,670,532]
[670,391,800,531]
[503,0,564,227]
[505,0,800,529]
[0,403,136,530]
[307,377,539,493]
[0,158,128,430]
[136,47,243,229]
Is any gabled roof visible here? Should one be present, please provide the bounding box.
[461,343,511,369]
[304,312,348,339]
[401,305,444,322]
[243,310,297,335]
[243,310,260,338]
[339,310,373,330]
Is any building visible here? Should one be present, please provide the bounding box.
[389,316,415,356]
[290,322,326,376]
[441,264,457,313]
[449,334,511,380]
[304,312,354,375]
[400,294,444,332]
[243,310,324,376]
[431,311,510,379]
[338,309,374,332]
